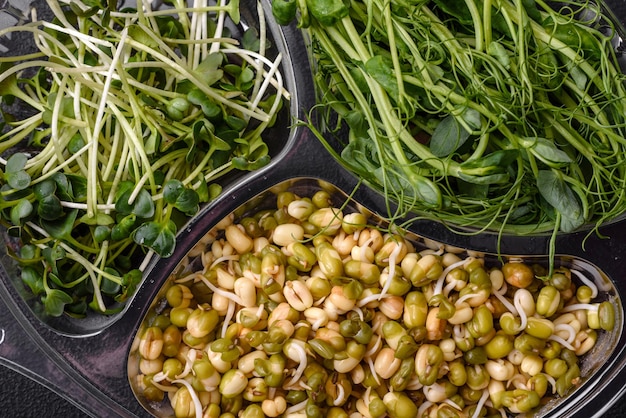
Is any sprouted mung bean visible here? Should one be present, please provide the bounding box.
[131,186,617,418]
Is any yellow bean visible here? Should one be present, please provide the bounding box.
[225,224,254,254]
[233,277,257,308]
[272,223,305,247]
[139,327,164,360]
[378,295,404,320]
[374,347,402,379]
[283,279,314,311]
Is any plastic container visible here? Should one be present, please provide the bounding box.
[2,0,626,417]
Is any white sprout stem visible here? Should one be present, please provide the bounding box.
[365,334,382,358]
[25,222,124,280]
[150,379,180,392]
[175,349,198,379]
[492,283,518,315]
[418,401,434,417]
[548,333,576,351]
[334,383,346,406]
[366,356,381,386]
[351,306,365,321]
[210,0,228,54]
[443,398,463,411]
[250,0,268,101]
[222,47,291,100]
[39,20,114,54]
[513,289,529,332]
[50,74,71,166]
[102,120,124,184]
[198,274,244,305]
[571,269,599,298]
[472,389,491,418]
[357,291,385,307]
[561,303,599,313]
[455,291,479,306]
[284,399,308,415]
[554,323,577,343]
[378,241,403,299]
[210,255,241,270]
[138,250,156,272]
[171,379,203,418]
[544,373,558,394]
[221,299,236,338]
[286,342,308,386]
[88,27,129,217]
[434,258,468,296]
[249,53,283,112]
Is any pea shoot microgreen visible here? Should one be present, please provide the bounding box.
[273,0,626,270]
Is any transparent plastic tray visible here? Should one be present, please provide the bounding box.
[1,0,626,417]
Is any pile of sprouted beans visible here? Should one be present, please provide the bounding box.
[131,183,616,418]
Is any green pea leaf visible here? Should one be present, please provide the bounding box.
[196,176,209,202]
[242,27,261,51]
[365,55,399,103]
[128,24,159,48]
[271,0,297,26]
[429,114,470,158]
[519,137,572,167]
[207,183,222,201]
[43,289,74,317]
[458,150,519,184]
[8,171,33,191]
[163,179,185,204]
[536,170,586,232]
[132,220,177,257]
[19,244,38,260]
[225,115,247,131]
[51,172,73,201]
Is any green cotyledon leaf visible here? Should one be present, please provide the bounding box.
[132,220,177,257]
[43,288,74,317]
[306,0,349,26]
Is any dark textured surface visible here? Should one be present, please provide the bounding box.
[0,366,89,418]
[1,363,626,418]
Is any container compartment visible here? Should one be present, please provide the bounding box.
[1,0,626,417]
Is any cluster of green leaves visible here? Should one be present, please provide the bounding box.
[0,0,287,317]
[274,0,626,261]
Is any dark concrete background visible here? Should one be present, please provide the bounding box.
[1,363,625,417]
